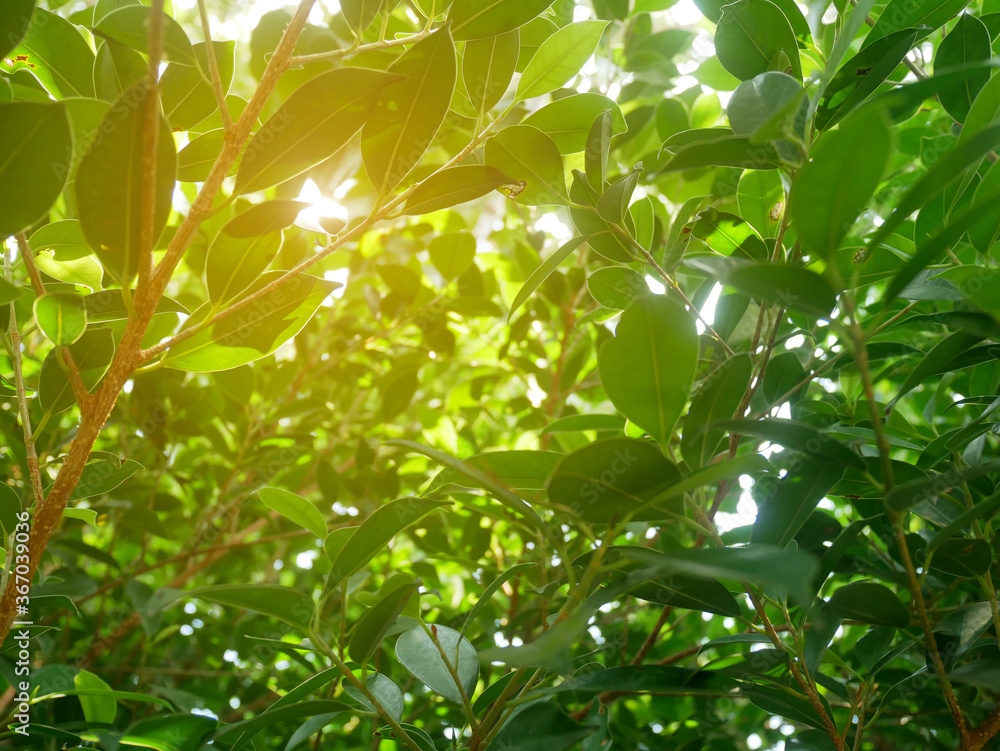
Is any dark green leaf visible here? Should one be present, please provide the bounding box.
[681,353,753,469]
[790,108,890,259]
[329,497,449,586]
[710,418,865,470]
[0,102,72,237]
[826,581,909,628]
[546,438,682,522]
[752,458,845,547]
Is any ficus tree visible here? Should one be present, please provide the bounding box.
[0,0,1000,748]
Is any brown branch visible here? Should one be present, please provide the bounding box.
[0,0,320,647]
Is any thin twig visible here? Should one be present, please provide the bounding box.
[3,247,44,508]
[288,28,435,66]
[196,0,233,131]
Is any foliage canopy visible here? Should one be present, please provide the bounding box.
[1,0,1000,749]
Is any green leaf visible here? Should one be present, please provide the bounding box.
[177,129,230,183]
[486,703,592,751]
[715,0,801,82]
[3,9,96,98]
[450,0,555,41]
[0,0,34,59]
[344,674,404,723]
[93,6,196,65]
[33,293,87,346]
[826,581,909,628]
[342,0,384,33]
[541,414,626,434]
[163,273,339,372]
[885,459,1000,512]
[728,71,802,137]
[597,164,642,224]
[429,232,477,280]
[184,584,314,630]
[460,563,535,639]
[237,67,401,194]
[395,624,478,704]
[864,0,972,48]
[0,102,72,237]
[960,71,1000,148]
[402,166,512,215]
[349,579,419,666]
[586,110,613,190]
[205,201,307,305]
[362,27,456,195]
[752,458,845,547]
[598,295,698,443]
[94,38,146,101]
[659,134,783,172]
[508,236,588,321]
[636,454,772,518]
[0,484,21,538]
[74,669,117,725]
[629,573,742,617]
[516,21,608,100]
[815,28,918,130]
[523,93,627,153]
[726,263,839,318]
[927,491,1000,555]
[934,14,992,122]
[0,278,23,306]
[546,438,682,523]
[930,538,993,577]
[888,330,985,408]
[790,108,890,259]
[75,83,176,282]
[329,497,449,586]
[31,221,103,291]
[485,125,569,205]
[547,664,737,696]
[68,458,142,501]
[710,418,865,470]
[122,714,218,751]
[431,451,561,491]
[463,30,518,112]
[616,544,819,605]
[160,41,236,130]
[681,353,753,469]
[586,266,648,309]
[37,327,115,414]
[214,701,348,746]
[257,487,327,539]
[690,207,763,256]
